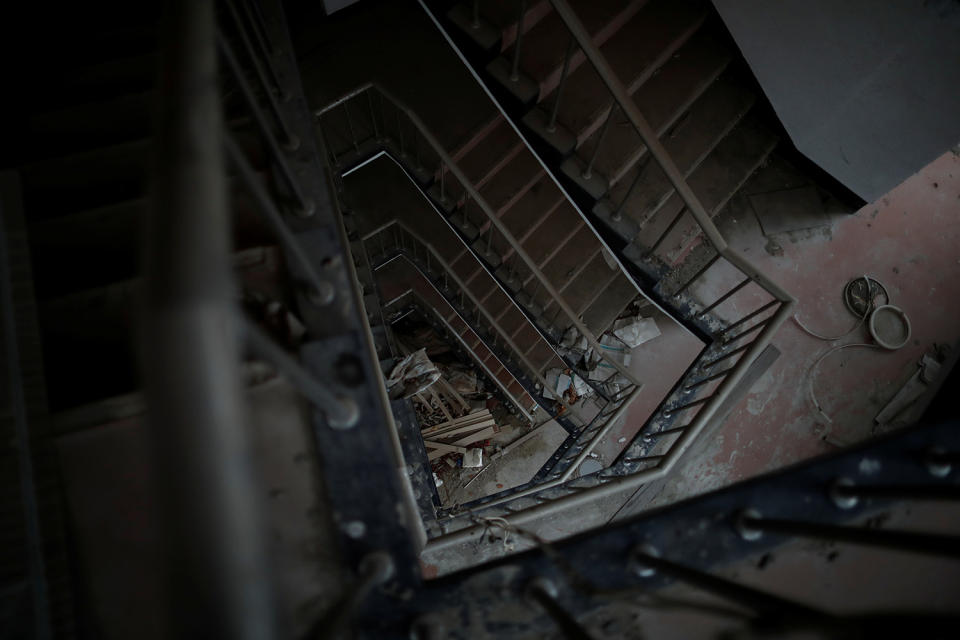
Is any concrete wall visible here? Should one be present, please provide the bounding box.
[712,0,960,202]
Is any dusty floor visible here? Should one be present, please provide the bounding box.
[421,149,960,575]
[619,149,960,515]
[293,2,960,573]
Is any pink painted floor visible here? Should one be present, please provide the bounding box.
[655,150,960,500]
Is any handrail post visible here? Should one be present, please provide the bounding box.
[145,1,277,636]
[510,1,527,82]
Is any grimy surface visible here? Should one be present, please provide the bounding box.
[291,3,960,573]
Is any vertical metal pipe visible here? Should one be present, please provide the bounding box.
[367,91,380,141]
[146,2,277,637]
[698,277,750,318]
[612,157,644,221]
[647,206,686,253]
[396,109,406,156]
[674,254,719,297]
[238,0,282,93]
[439,162,447,202]
[343,102,360,153]
[526,582,593,640]
[583,103,616,179]
[472,0,481,28]
[510,0,527,82]
[224,0,296,148]
[217,32,311,214]
[0,190,51,638]
[547,36,576,133]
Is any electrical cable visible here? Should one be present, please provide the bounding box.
[807,342,885,424]
[792,275,874,341]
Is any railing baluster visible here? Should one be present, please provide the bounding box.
[217,32,313,215]
[719,300,779,336]
[647,206,687,253]
[243,318,358,427]
[396,109,406,157]
[737,511,960,559]
[547,36,576,133]
[698,277,750,318]
[224,134,328,300]
[343,102,360,153]
[367,91,380,141]
[684,365,736,391]
[582,102,616,180]
[225,1,295,150]
[701,343,750,369]
[662,394,713,418]
[239,0,281,88]
[611,158,645,222]
[510,1,527,82]
[674,254,719,297]
[723,316,773,345]
[439,162,447,203]
[630,547,834,624]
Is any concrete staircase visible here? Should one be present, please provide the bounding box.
[430,0,779,308]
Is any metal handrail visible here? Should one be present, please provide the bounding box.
[363,220,651,474]
[397,0,798,546]
[316,83,788,535]
[316,83,645,388]
[363,219,566,409]
[382,288,535,421]
[546,0,793,305]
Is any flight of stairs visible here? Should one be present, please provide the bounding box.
[1,5,325,635]
[429,0,779,325]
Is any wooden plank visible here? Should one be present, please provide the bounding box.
[436,376,470,412]
[427,386,454,422]
[423,440,468,454]
[429,419,497,441]
[432,408,490,427]
[451,426,496,446]
[422,415,495,438]
[421,410,492,434]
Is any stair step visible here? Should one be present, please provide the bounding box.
[539,224,601,291]
[501,0,649,98]
[469,0,553,51]
[36,245,287,410]
[457,117,525,188]
[589,31,733,190]
[558,250,620,315]
[519,201,584,266]
[28,198,144,298]
[613,76,753,228]
[500,175,564,240]
[545,0,708,145]
[583,272,638,334]
[636,116,779,261]
[19,139,150,218]
[477,149,544,214]
[27,91,155,159]
[54,53,159,108]
[19,131,262,219]
[26,177,274,298]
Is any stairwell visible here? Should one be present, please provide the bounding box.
[3,1,959,637]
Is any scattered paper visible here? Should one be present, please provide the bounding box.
[612,316,661,348]
[463,448,484,468]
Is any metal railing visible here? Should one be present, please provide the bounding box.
[316,83,644,389]
[144,0,426,632]
[354,218,652,515]
[382,288,535,420]
[313,76,793,543]
[139,2,960,636]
